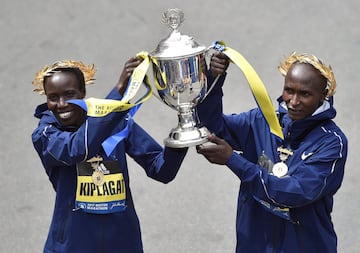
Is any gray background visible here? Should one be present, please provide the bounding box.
[1,0,359,252]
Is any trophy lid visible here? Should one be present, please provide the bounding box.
[151,9,206,59]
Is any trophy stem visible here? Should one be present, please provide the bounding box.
[178,105,196,129]
[164,105,209,148]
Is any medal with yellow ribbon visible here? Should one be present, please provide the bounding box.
[212,41,284,140]
[272,146,293,177]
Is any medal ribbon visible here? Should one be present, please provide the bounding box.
[212,41,284,140]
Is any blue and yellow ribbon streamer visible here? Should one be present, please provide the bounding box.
[212,41,284,140]
[68,52,153,155]
[69,51,152,117]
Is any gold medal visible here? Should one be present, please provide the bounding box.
[92,170,104,186]
[87,155,105,185]
[272,162,288,177]
[272,146,293,178]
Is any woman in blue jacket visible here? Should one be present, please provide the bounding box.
[32,57,187,253]
[197,52,347,253]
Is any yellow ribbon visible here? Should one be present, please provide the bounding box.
[83,52,153,117]
[85,77,152,117]
[151,57,168,91]
[214,41,284,140]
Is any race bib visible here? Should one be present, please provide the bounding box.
[75,156,126,214]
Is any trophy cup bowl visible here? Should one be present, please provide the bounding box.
[150,8,212,148]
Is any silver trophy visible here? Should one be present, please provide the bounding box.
[150,9,217,148]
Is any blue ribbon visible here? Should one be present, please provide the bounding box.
[67,99,142,157]
[101,103,141,156]
[212,40,226,52]
[67,99,88,111]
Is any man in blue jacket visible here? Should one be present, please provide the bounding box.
[197,52,347,252]
[32,57,187,253]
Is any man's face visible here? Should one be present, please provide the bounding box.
[282,63,327,121]
[44,71,86,128]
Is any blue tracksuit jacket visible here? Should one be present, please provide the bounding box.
[197,75,348,253]
[32,88,187,253]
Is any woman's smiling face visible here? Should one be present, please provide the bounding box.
[44,71,86,128]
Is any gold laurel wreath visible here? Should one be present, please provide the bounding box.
[32,60,96,95]
[278,52,336,98]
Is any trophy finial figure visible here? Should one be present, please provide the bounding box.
[162,8,184,30]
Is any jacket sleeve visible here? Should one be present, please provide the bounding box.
[196,74,225,134]
[226,130,348,208]
[125,121,188,183]
[32,87,129,168]
[196,74,258,151]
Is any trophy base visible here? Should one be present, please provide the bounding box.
[164,126,210,148]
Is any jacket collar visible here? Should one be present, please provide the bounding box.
[34,103,79,132]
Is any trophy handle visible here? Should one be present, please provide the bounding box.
[149,58,179,111]
[151,86,178,110]
[201,46,221,101]
[202,74,220,101]
[200,45,220,102]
